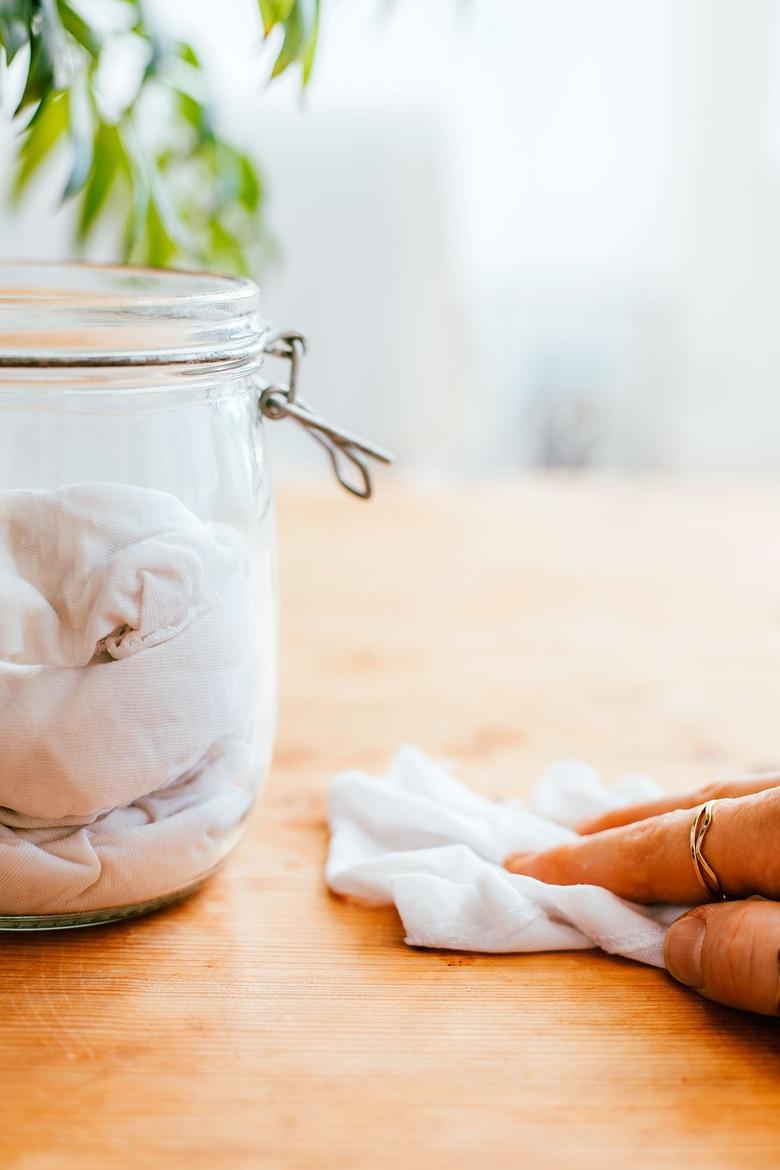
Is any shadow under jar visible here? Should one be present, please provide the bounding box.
[0,262,284,929]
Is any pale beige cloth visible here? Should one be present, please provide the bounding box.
[0,483,257,916]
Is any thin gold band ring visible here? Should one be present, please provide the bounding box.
[690,800,727,901]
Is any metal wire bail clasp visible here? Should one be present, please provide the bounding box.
[258,331,393,499]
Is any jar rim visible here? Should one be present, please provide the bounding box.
[0,261,268,376]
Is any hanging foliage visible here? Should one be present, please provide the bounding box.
[0,0,321,271]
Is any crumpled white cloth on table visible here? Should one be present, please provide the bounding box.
[327,746,687,968]
[0,483,257,916]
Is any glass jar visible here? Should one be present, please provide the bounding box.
[0,261,388,930]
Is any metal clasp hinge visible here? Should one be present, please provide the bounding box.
[259,331,393,500]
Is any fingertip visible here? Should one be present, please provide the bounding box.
[504,851,535,874]
[664,909,706,989]
[666,900,780,1016]
[575,815,605,835]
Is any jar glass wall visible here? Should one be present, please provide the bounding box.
[0,263,276,927]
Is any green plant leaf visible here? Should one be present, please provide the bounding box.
[141,195,178,267]
[301,0,320,84]
[0,1,33,65]
[238,153,261,211]
[56,0,100,56]
[150,161,195,253]
[209,219,249,274]
[12,90,69,197]
[2,0,308,270]
[264,0,319,85]
[77,120,126,241]
[270,2,304,78]
[14,30,57,115]
[63,73,94,197]
[258,0,296,37]
[39,0,68,87]
[214,139,245,203]
[177,40,200,68]
[175,86,211,138]
[117,126,150,256]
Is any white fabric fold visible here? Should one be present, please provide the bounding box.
[0,483,257,822]
[327,746,686,968]
[0,740,253,915]
[0,482,260,916]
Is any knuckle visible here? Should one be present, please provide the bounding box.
[537,845,573,882]
[533,840,596,886]
[616,819,659,900]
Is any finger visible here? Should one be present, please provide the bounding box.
[505,787,780,904]
[578,773,780,835]
[665,899,780,1015]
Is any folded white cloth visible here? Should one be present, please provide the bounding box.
[327,747,687,968]
[0,740,253,915]
[0,482,256,822]
[0,482,260,916]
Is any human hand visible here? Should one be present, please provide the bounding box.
[505,775,780,1015]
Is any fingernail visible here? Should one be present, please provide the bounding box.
[665,913,706,988]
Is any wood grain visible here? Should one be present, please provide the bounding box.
[1,476,778,1169]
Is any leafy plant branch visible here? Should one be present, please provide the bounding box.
[0,0,321,271]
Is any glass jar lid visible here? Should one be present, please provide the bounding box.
[0,261,267,374]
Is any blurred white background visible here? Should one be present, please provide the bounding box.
[3,0,780,480]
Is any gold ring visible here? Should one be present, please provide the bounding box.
[690,800,727,900]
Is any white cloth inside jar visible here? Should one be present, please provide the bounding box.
[0,483,258,916]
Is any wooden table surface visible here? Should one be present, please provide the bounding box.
[1,477,779,1169]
